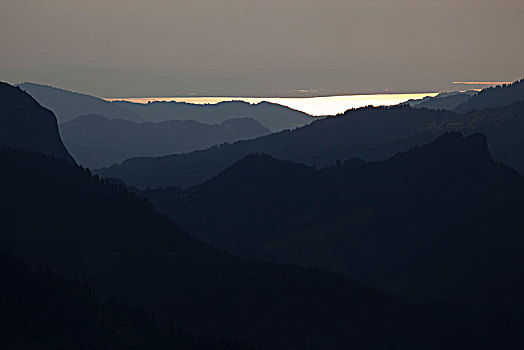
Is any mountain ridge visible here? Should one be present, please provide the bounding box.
[142,131,524,311]
[17,82,143,123]
[60,114,271,168]
[0,82,75,163]
[17,82,315,131]
[97,100,524,188]
[3,82,524,348]
[454,78,524,113]
[111,98,314,131]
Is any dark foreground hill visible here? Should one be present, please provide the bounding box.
[60,114,271,168]
[17,82,143,123]
[0,251,251,350]
[2,146,524,349]
[0,82,74,162]
[143,132,524,312]
[97,101,524,188]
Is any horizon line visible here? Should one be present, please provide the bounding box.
[104,91,439,101]
[452,81,513,85]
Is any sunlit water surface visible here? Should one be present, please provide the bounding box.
[106,93,439,116]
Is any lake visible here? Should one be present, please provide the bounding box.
[105,92,439,116]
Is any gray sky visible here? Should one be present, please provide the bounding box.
[1,0,523,97]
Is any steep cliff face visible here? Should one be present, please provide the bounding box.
[0,82,75,163]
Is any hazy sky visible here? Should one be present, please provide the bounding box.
[1,0,523,97]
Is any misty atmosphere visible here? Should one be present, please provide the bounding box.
[1,1,524,349]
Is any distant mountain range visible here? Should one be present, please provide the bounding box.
[112,99,314,132]
[143,132,524,311]
[97,98,524,189]
[407,91,476,110]
[17,82,144,123]
[17,82,316,167]
[0,82,74,162]
[3,80,524,348]
[406,79,524,113]
[18,82,315,132]
[60,114,271,168]
[455,78,524,113]
[18,79,524,175]
[95,105,445,188]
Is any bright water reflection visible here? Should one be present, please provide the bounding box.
[106,93,439,116]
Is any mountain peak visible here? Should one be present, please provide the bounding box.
[432,131,487,147]
[431,131,488,154]
[385,132,494,180]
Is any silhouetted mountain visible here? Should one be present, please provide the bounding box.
[413,92,474,110]
[455,78,524,113]
[2,146,524,348]
[112,100,314,131]
[0,82,74,162]
[407,91,475,110]
[96,105,447,188]
[143,132,524,312]
[448,101,524,174]
[18,82,314,131]
[60,114,270,168]
[98,101,524,188]
[17,82,143,123]
[0,251,252,350]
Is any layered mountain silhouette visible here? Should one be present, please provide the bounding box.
[18,82,314,131]
[96,105,447,188]
[6,146,524,348]
[0,82,74,162]
[97,100,524,188]
[60,114,270,168]
[143,132,524,312]
[2,83,524,348]
[112,100,314,131]
[455,79,524,113]
[0,251,251,350]
[17,82,143,123]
